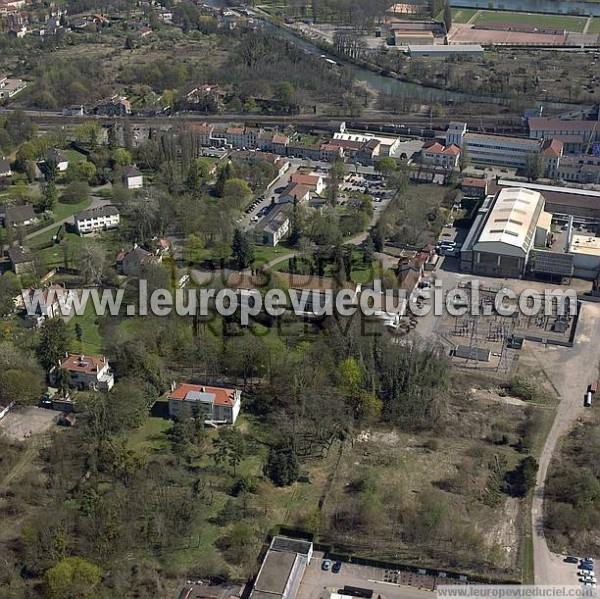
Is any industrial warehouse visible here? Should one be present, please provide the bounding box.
[460,180,600,281]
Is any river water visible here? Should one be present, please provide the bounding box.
[203,0,584,108]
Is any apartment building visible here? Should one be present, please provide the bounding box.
[74,205,120,235]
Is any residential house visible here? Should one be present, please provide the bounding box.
[277,183,311,205]
[397,253,426,294]
[121,165,143,189]
[286,142,322,161]
[115,244,156,276]
[4,204,37,227]
[47,148,69,172]
[224,126,260,149]
[74,204,120,235]
[22,284,73,326]
[261,205,290,246]
[319,142,344,162]
[94,95,132,116]
[7,245,35,275]
[51,354,114,392]
[138,26,152,37]
[289,172,325,194]
[168,382,241,424]
[189,122,215,146]
[461,177,488,198]
[421,140,461,169]
[0,159,12,178]
[185,86,226,113]
[257,131,290,154]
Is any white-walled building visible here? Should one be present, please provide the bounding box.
[121,165,143,189]
[168,382,242,425]
[74,204,120,235]
[461,187,550,278]
[52,354,114,392]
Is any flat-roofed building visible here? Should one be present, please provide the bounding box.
[250,537,313,599]
[408,44,484,57]
[568,234,600,279]
[463,187,549,277]
[528,117,600,147]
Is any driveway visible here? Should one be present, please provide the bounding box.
[25,195,112,241]
[531,301,600,584]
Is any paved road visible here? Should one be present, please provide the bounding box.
[25,195,112,242]
[531,302,600,584]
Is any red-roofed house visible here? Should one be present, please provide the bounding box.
[461,177,488,198]
[289,172,325,194]
[422,140,461,169]
[168,382,241,424]
[51,354,114,392]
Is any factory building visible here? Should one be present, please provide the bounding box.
[460,187,551,277]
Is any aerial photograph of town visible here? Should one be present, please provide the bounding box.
[2,0,600,596]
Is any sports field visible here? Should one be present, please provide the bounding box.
[473,10,588,32]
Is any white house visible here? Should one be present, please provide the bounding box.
[23,284,73,326]
[74,204,120,235]
[261,205,289,246]
[47,148,69,172]
[289,172,326,195]
[121,165,143,189]
[51,354,114,392]
[168,382,242,425]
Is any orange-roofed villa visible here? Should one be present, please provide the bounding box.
[167,382,242,425]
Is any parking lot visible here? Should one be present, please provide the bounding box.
[296,554,463,599]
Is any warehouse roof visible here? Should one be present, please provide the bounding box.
[475,187,544,253]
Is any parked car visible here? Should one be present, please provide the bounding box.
[565,556,579,564]
[321,560,331,571]
[332,561,342,573]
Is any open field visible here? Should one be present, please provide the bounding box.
[451,8,479,23]
[588,17,600,34]
[473,10,588,32]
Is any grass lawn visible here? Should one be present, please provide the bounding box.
[252,243,294,269]
[451,8,479,23]
[588,17,600,34]
[127,416,171,452]
[474,10,588,32]
[68,300,103,355]
[64,149,88,164]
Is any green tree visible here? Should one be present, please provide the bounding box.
[213,427,245,475]
[111,148,133,167]
[222,178,252,210]
[526,153,543,181]
[184,234,205,264]
[15,141,36,171]
[443,0,452,33]
[376,156,397,176]
[41,179,58,211]
[37,317,70,373]
[0,272,19,316]
[44,556,101,599]
[459,140,470,172]
[61,181,90,205]
[231,229,255,270]
[265,445,299,486]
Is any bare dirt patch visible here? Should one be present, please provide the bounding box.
[0,407,58,441]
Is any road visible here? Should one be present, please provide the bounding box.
[531,301,600,584]
[25,194,112,242]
